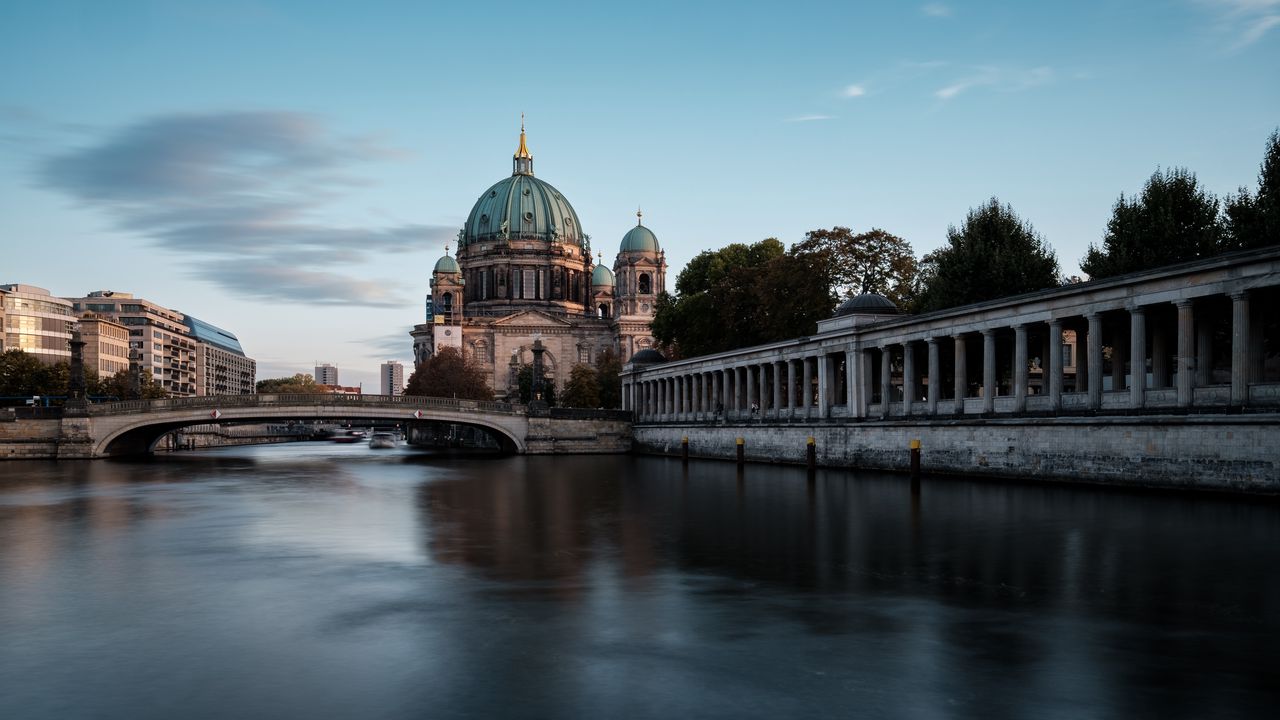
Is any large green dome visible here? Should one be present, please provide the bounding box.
[620,223,660,253]
[462,174,586,248]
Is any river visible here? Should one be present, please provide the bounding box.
[1,443,1277,719]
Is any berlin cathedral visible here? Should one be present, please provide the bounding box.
[410,123,668,399]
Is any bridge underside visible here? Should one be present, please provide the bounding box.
[96,411,526,458]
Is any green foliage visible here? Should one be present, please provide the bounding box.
[1224,129,1280,251]
[256,373,327,394]
[913,198,1059,313]
[560,363,601,408]
[514,364,556,405]
[793,227,918,306]
[405,347,493,401]
[594,347,622,409]
[99,368,167,400]
[0,351,158,400]
[1080,168,1223,279]
[651,238,835,357]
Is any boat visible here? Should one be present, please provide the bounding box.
[368,432,398,449]
[331,429,366,443]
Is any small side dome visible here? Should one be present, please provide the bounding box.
[834,293,899,317]
[591,263,615,289]
[434,254,460,274]
[630,348,666,364]
[620,224,660,253]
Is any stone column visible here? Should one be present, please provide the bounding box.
[1048,319,1063,411]
[1110,318,1126,393]
[1196,313,1212,387]
[1012,324,1028,412]
[1076,323,1089,395]
[902,341,915,416]
[819,351,829,415]
[982,330,996,414]
[1151,323,1169,389]
[759,363,769,416]
[927,338,940,415]
[861,349,874,418]
[953,334,967,407]
[773,361,784,418]
[787,360,797,417]
[1231,291,1250,405]
[676,376,684,418]
[880,346,892,419]
[846,350,860,418]
[1172,298,1192,407]
[1087,313,1103,409]
[802,357,813,418]
[1130,306,1146,409]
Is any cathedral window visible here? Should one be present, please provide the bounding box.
[639,273,652,294]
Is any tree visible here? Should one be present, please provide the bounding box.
[0,351,110,400]
[560,364,600,408]
[594,347,622,409]
[793,227,918,306]
[913,198,1059,312]
[515,364,556,405]
[1081,168,1223,279]
[99,368,166,400]
[651,238,835,357]
[256,373,326,394]
[404,347,493,400]
[1224,129,1280,250]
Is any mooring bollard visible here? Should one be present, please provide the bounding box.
[910,438,922,494]
[806,436,816,471]
[736,436,745,467]
[681,436,689,464]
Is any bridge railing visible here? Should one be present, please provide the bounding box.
[87,394,519,416]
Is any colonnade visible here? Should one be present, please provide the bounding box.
[623,282,1279,423]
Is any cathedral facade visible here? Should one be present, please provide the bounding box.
[410,124,667,399]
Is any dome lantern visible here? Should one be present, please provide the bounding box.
[513,114,533,176]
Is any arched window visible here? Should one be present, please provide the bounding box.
[638,273,652,294]
[598,303,610,318]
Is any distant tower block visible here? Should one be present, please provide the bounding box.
[381,360,405,396]
[315,363,338,386]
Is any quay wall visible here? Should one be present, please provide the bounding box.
[632,414,1280,493]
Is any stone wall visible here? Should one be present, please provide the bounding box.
[0,415,61,459]
[633,414,1280,493]
[525,416,632,454]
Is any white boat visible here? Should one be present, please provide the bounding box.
[368,432,398,449]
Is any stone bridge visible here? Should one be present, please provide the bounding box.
[1,395,632,459]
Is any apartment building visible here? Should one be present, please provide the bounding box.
[315,363,338,386]
[0,284,74,364]
[380,360,405,396]
[184,315,256,395]
[79,313,131,377]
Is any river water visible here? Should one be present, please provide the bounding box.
[1,443,1277,719]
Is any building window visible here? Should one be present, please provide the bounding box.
[639,273,652,294]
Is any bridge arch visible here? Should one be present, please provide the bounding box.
[88,396,529,458]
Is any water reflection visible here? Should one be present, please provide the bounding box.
[1,445,1277,719]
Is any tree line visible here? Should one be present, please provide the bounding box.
[0,349,167,402]
[653,129,1279,358]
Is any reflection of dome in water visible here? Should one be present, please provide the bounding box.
[834,293,899,317]
[629,348,666,364]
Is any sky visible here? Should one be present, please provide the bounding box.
[2,1,1278,391]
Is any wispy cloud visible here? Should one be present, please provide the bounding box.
[1197,0,1280,49]
[786,114,835,122]
[38,111,450,306]
[842,84,867,98]
[921,3,952,17]
[934,65,1053,100]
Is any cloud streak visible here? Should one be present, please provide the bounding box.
[934,65,1053,100]
[786,114,835,122]
[38,111,446,306]
[921,3,952,18]
[1198,0,1280,49]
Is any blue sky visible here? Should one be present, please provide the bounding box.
[2,0,1277,390]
